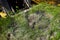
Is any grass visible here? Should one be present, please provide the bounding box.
[0,2,60,40]
[15,3,60,40]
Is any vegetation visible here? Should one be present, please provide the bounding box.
[0,2,60,40]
